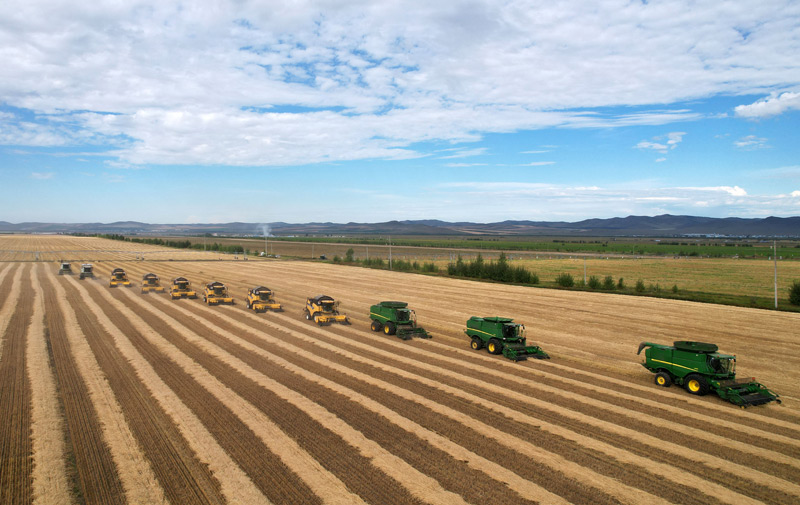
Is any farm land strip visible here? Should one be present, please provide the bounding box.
[48,272,228,505]
[0,265,34,505]
[45,272,166,505]
[2,235,800,505]
[59,273,271,505]
[28,265,72,505]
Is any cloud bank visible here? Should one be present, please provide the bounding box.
[1,0,799,167]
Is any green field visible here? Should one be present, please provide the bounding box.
[267,235,800,259]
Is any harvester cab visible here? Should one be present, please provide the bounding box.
[170,277,197,299]
[246,286,282,312]
[109,268,132,287]
[305,295,349,325]
[638,341,781,407]
[203,281,234,305]
[58,262,73,275]
[465,316,549,361]
[141,273,165,293]
[79,264,94,280]
[369,301,431,340]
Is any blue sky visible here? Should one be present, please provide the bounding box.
[1,0,799,224]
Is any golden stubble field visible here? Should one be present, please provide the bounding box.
[151,236,800,299]
[1,235,799,505]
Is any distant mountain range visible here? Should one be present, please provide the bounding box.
[1,214,798,237]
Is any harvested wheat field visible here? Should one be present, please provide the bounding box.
[1,235,799,505]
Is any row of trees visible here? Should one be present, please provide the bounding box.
[332,249,439,273]
[97,234,244,254]
[447,253,539,284]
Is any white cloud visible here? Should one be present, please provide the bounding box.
[438,148,488,159]
[445,162,487,167]
[735,92,800,118]
[655,157,667,162]
[636,141,669,152]
[791,190,800,197]
[521,161,556,166]
[0,1,798,165]
[676,185,747,196]
[734,135,768,149]
[635,132,686,154]
[30,172,54,180]
[521,150,550,154]
[424,182,797,220]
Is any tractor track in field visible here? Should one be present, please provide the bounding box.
[73,280,308,505]
[167,294,736,505]
[211,303,798,505]
[46,272,227,505]
[62,275,270,505]
[28,265,72,505]
[0,265,34,505]
[144,292,573,505]
[114,283,517,505]
[0,264,25,362]
[45,274,159,505]
[19,251,795,505]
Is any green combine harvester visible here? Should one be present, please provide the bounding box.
[465,316,549,361]
[369,301,430,340]
[638,341,780,407]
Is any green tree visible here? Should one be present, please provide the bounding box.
[555,273,574,287]
[789,280,800,305]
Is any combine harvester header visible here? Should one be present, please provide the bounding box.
[638,341,780,407]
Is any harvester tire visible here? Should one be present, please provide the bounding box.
[684,374,710,396]
[370,320,382,332]
[470,337,483,350]
[305,311,311,320]
[246,301,251,309]
[655,372,672,387]
[383,322,396,335]
[487,338,502,355]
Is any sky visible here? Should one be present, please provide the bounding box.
[1,0,800,224]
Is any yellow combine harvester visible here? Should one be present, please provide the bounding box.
[203,281,234,305]
[170,277,197,299]
[141,273,165,294]
[304,294,349,325]
[109,268,132,287]
[245,286,282,312]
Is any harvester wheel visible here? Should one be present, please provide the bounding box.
[370,320,382,332]
[383,322,396,335]
[246,300,251,309]
[487,338,503,355]
[314,314,321,325]
[305,310,311,320]
[470,337,483,350]
[684,374,710,396]
[655,372,672,387]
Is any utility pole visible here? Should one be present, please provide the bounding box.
[774,240,778,309]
